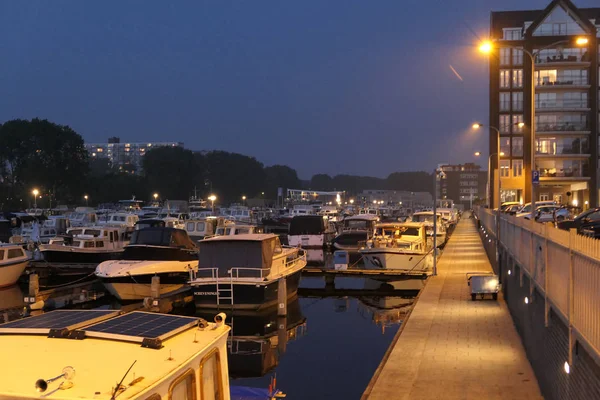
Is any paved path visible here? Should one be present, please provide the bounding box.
[364,214,542,400]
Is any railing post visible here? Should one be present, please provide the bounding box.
[568,228,576,365]
[544,223,550,327]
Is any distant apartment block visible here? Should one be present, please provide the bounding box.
[439,163,488,209]
[85,137,183,174]
[359,190,433,209]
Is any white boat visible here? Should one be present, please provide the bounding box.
[98,212,139,229]
[67,208,98,227]
[332,214,379,251]
[0,244,29,288]
[287,215,336,248]
[411,211,447,247]
[184,217,220,242]
[95,227,199,301]
[192,234,307,310]
[0,309,233,399]
[360,222,433,272]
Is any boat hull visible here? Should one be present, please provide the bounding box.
[332,231,368,252]
[0,260,28,288]
[41,249,123,264]
[360,249,432,272]
[288,233,334,248]
[193,269,302,310]
[99,272,190,301]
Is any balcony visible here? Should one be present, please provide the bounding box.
[537,160,590,178]
[535,123,589,134]
[536,100,589,112]
[535,54,591,67]
[536,78,589,90]
[536,145,589,157]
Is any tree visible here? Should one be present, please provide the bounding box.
[204,151,266,203]
[264,165,301,199]
[309,174,334,191]
[0,118,89,206]
[142,146,202,200]
[386,171,434,195]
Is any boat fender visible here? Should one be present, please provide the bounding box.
[197,318,209,330]
[214,312,227,328]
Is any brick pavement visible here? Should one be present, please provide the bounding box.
[363,213,542,400]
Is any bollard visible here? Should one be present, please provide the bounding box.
[29,274,39,297]
[150,275,160,300]
[277,278,287,316]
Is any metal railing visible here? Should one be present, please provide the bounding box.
[536,123,589,132]
[475,207,600,365]
[536,78,589,87]
[536,100,588,109]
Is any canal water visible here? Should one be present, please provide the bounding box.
[0,251,422,400]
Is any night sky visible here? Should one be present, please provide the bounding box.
[1,0,597,178]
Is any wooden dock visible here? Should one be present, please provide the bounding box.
[363,213,542,399]
[302,267,429,278]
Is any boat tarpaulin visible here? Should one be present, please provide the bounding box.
[198,238,276,278]
[289,215,326,235]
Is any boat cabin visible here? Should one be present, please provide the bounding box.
[373,222,428,244]
[289,215,329,236]
[214,224,263,237]
[185,218,218,240]
[51,227,126,249]
[0,310,231,399]
[341,214,379,231]
[101,212,139,228]
[134,219,166,230]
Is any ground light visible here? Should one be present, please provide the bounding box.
[564,362,570,374]
[524,297,529,304]
[508,269,512,275]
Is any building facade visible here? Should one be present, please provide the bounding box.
[85,137,183,174]
[359,190,433,209]
[489,0,599,208]
[439,163,488,209]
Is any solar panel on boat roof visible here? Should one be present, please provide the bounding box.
[83,311,199,347]
[0,310,119,334]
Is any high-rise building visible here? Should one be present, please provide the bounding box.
[85,137,183,174]
[489,0,599,208]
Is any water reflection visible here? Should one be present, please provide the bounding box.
[197,297,306,378]
[0,285,25,323]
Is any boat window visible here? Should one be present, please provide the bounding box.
[346,220,367,229]
[84,229,101,237]
[168,368,196,400]
[96,241,104,248]
[84,241,95,248]
[215,228,225,235]
[72,241,81,247]
[7,248,23,258]
[196,222,205,232]
[186,222,196,232]
[225,228,231,235]
[200,350,223,400]
[69,229,83,236]
[0,250,4,260]
[109,232,114,242]
[235,228,250,234]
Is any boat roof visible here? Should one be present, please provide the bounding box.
[202,233,276,242]
[412,211,442,216]
[376,222,425,229]
[345,214,379,221]
[0,310,229,399]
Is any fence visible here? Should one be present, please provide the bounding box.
[475,207,600,366]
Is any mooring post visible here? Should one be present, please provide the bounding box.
[277,316,288,354]
[29,274,39,298]
[277,278,287,316]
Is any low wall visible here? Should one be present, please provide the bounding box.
[475,218,600,400]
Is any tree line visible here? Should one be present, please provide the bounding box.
[0,118,433,209]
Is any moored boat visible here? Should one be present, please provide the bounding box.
[331,214,379,251]
[39,226,126,264]
[287,215,335,248]
[0,244,29,288]
[359,222,433,272]
[191,234,307,310]
[94,227,199,301]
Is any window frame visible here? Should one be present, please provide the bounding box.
[199,348,224,400]
[168,368,197,400]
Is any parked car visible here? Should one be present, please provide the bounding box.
[557,207,600,237]
[503,203,523,215]
[523,205,570,222]
[501,202,521,212]
[515,201,557,218]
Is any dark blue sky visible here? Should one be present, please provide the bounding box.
[1,0,596,179]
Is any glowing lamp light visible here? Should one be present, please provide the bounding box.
[32,189,39,196]
[564,361,570,374]
[575,37,588,46]
[524,297,529,304]
[573,199,578,207]
[474,151,481,157]
[472,123,482,129]
[508,269,512,275]
[208,195,217,202]
[479,41,493,53]
[518,122,525,128]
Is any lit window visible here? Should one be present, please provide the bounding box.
[512,92,523,111]
[500,48,510,66]
[512,115,524,133]
[500,160,510,178]
[512,69,523,88]
[499,115,511,133]
[500,70,511,88]
[512,160,523,177]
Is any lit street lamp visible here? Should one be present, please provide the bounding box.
[84,195,89,206]
[208,195,217,213]
[32,189,39,209]
[153,193,159,201]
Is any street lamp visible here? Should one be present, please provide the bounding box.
[84,195,89,206]
[349,199,354,204]
[208,195,217,213]
[153,193,158,201]
[242,195,246,206]
[479,37,589,213]
[32,189,39,209]
[472,123,502,209]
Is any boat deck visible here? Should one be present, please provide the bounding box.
[363,213,542,400]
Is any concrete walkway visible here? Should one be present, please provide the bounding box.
[363,214,542,400]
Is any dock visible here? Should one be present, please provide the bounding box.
[302,267,429,278]
[363,213,542,399]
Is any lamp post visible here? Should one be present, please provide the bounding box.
[479,37,589,217]
[472,124,502,209]
[84,195,88,206]
[208,195,217,213]
[32,189,39,209]
[242,195,246,206]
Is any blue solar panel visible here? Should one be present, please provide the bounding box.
[83,311,199,347]
[0,310,119,334]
